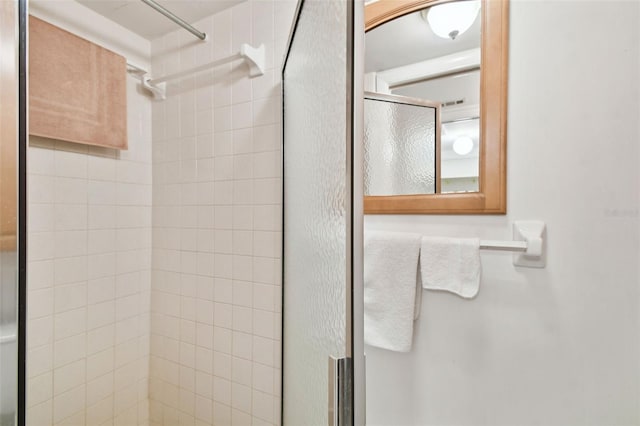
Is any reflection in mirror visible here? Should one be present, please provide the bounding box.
[364,93,439,196]
[440,117,479,192]
[365,0,481,194]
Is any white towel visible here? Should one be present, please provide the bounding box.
[364,231,421,352]
[420,236,481,298]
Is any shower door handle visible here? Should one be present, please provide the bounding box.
[328,356,353,426]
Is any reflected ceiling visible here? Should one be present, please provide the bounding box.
[365,7,481,73]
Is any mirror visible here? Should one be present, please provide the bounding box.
[364,0,508,214]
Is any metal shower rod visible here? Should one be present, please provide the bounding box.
[140,0,207,41]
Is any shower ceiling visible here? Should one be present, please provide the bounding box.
[75,0,245,39]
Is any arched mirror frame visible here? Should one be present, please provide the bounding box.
[364,0,509,214]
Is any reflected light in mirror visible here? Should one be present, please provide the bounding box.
[453,135,474,155]
[423,1,480,40]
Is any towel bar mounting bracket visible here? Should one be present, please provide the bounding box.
[513,221,546,268]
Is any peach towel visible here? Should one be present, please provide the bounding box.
[29,16,127,149]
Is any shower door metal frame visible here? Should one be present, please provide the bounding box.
[18,0,28,423]
[280,0,365,424]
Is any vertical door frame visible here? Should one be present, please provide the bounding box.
[18,0,28,424]
[350,2,365,424]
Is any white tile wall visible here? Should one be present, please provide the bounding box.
[149,1,296,424]
[27,76,153,426]
[26,1,296,425]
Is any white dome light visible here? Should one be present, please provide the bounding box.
[425,1,481,40]
[453,136,474,155]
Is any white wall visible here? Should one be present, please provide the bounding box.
[365,1,640,425]
[26,3,153,425]
[147,1,296,425]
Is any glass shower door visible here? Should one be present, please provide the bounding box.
[282,0,364,425]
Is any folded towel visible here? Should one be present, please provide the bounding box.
[420,237,481,298]
[364,231,421,352]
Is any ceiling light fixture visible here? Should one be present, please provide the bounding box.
[453,136,474,155]
[422,1,481,40]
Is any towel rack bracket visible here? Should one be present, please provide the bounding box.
[513,221,546,268]
[240,43,265,78]
[141,76,166,100]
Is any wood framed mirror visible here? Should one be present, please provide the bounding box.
[364,0,508,214]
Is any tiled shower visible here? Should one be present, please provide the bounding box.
[25,0,296,424]
[27,76,153,425]
[148,2,286,424]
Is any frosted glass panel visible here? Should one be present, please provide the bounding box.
[282,0,351,424]
[364,96,436,196]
